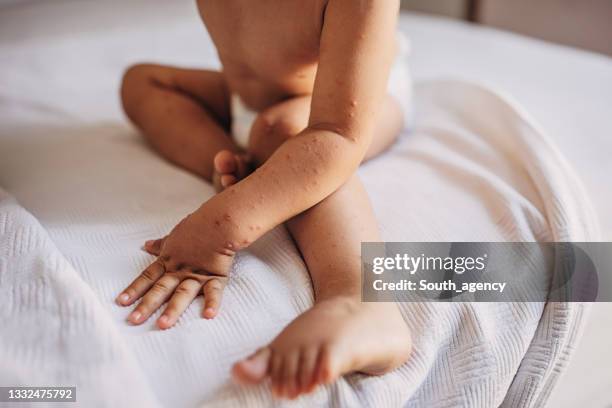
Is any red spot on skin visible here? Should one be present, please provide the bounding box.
[242,239,250,246]
[350,100,357,107]
[223,214,231,221]
[214,220,221,227]
[248,225,255,231]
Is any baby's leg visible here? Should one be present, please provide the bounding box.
[232,96,411,398]
[121,64,238,182]
[246,95,403,166]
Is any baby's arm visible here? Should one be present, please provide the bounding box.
[117,0,399,327]
[205,0,399,243]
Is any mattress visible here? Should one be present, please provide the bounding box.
[1,1,610,407]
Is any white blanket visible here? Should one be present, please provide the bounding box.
[0,79,599,407]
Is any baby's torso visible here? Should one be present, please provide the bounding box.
[197,0,327,111]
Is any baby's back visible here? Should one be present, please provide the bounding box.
[197,0,328,110]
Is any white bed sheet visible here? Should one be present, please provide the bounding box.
[0,1,611,407]
[398,15,612,407]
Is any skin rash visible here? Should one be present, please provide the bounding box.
[117,0,412,400]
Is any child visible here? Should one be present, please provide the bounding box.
[117,0,412,399]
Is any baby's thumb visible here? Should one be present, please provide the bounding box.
[142,237,165,256]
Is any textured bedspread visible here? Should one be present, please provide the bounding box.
[0,1,602,407]
[0,80,598,407]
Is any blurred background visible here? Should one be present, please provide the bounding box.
[1,0,611,56]
[401,0,612,56]
[396,4,612,407]
[397,5,612,407]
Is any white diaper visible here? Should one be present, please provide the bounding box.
[230,33,413,149]
[387,32,414,129]
[230,94,258,150]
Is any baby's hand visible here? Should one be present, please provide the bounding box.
[116,209,237,329]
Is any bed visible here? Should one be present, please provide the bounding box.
[1,1,611,407]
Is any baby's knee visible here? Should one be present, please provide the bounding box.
[121,64,154,92]
[251,111,297,143]
[120,64,163,114]
[248,111,301,164]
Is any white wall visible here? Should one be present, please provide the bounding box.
[400,0,467,19]
[479,0,612,56]
[0,0,31,5]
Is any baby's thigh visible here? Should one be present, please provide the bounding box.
[247,95,311,164]
[246,93,402,164]
[121,64,230,126]
[363,94,404,161]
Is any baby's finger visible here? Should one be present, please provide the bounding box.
[142,237,165,256]
[202,278,225,319]
[117,261,165,306]
[128,274,181,324]
[158,279,202,329]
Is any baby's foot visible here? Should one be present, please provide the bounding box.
[213,150,252,192]
[232,298,411,399]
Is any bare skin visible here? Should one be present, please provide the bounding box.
[118,0,411,399]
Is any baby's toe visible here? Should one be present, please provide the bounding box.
[281,351,300,399]
[214,150,237,175]
[314,344,341,386]
[298,346,320,394]
[220,174,238,188]
[234,153,252,180]
[269,352,284,397]
[232,347,271,385]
